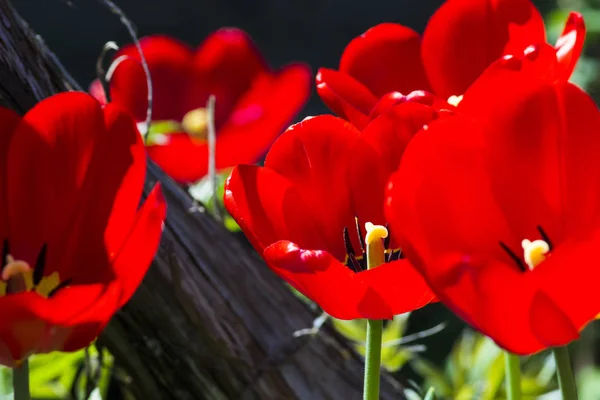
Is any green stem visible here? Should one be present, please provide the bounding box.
[363,318,383,400]
[12,358,30,400]
[504,351,521,400]
[553,346,578,400]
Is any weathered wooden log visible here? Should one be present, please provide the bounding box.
[0,2,407,399]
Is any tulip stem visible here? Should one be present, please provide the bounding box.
[12,358,30,400]
[364,318,383,400]
[504,351,521,400]
[553,346,578,400]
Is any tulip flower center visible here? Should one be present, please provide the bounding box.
[499,226,553,272]
[521,239,549,270]
[343,217,403,272]
[0,242,67,298]
[447,95,463,107]
[181,108,209,139]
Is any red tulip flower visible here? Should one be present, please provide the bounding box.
[317,0,585,129]
[90,29,311,184]
[224,102,440,320]
[385,44,600,355]
[0,92,166,366]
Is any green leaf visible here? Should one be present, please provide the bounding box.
[423,387,437,400]
[188,168,241,232]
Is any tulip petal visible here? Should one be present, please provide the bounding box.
[339,23,431,97]
[186,28,268,125]
[224,165,328,254]
[146,133,208,184]
[350,102,440,245]
[110,35,194,121]
[421,0,545,98]
[0,108,21,243]
[554,12,586,81]
[264,115,359,260]
[7,93,106,274]
[357,260,436,316]
[264,240,392,320]
[58,103,147,283]
[215,63,311,169]
[316,68,377,129]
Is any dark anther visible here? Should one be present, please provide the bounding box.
[499,241,526,272]
[1,239,8,271]
[347,254,363,273]
[33,244,47,286]
[383,223,391,250]
[355,217,365,254]
[537,226,553,251]
[48,278,72,298]
[389,249,403,262]
[343,227,355,257]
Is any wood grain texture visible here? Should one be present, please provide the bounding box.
[0,1,407,398]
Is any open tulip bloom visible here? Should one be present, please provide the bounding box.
[91,29,311,184]
[317,0,585,129]
[0,92,166,368]
[224,103,443,321]
[383,41,599,400]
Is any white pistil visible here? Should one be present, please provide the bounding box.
[521,239,550,270]
[2,255,31,281]
[447,95,464,107]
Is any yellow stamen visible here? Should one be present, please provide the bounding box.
[181,108,209,139]
[365,222,388,270]
[35,272,61,297]
[521,239,550,270]
[0,254,64,298]
[2,255,31,281]
[447,95,464,107]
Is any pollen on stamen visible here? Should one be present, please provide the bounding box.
[447,95,464,107]
[521,239,550,270]
[2,255,31,281]
[364,222,388,245]
[181,108,209,138]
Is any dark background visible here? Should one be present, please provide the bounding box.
[12,0,561,367]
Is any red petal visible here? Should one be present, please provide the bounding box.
[529,291,579,349]
[215,63,311,168]
[0,108,21,244]
[316,68,377,129]
[357,260,436,316]
[421,0,545,98]
[461,54,600,237]
[146,133,209,184]
[59,282,123,352]
[0,284,113,364]
[339,23,431,97]
[554,12,586,80]
[110,35,194,121]
[186,28,268,126]
[368,90,450,121]
[350,102,439,237]
[263,241,392,320]
[7,93,107,274]
[112,185,166,307]
[264,116,360,260]
[224,165,328,254]
[385,114,516,288]
[58,103,147,283]
[89,79,107,105]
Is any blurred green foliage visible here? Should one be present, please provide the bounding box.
[0,346,114,400]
